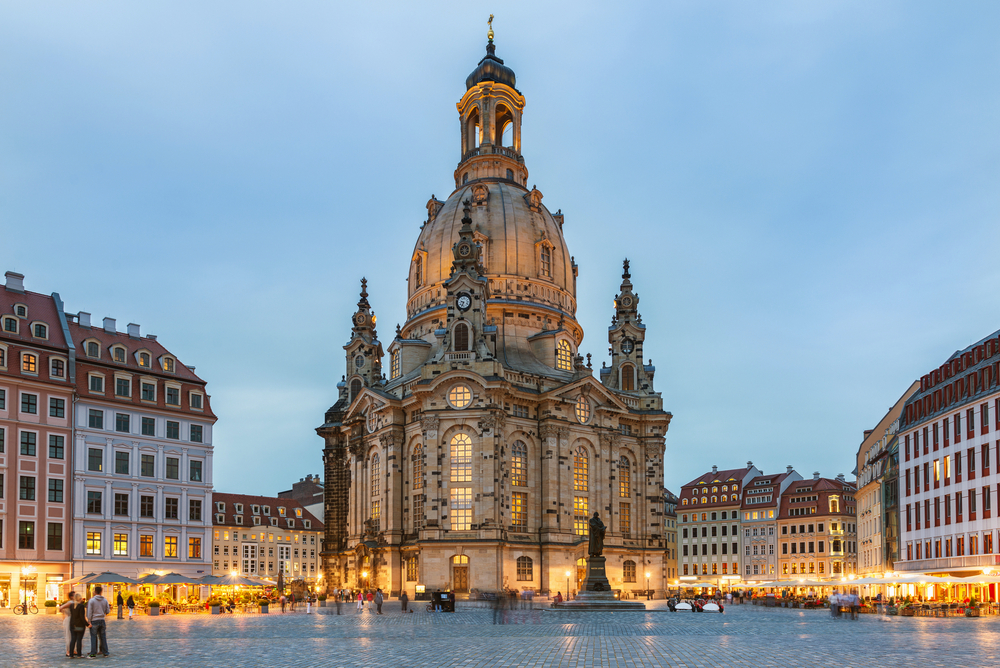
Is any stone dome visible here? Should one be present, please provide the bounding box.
[405,181,576,326]
[465,41,516,90]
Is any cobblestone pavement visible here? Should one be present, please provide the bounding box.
[2,604,998,667]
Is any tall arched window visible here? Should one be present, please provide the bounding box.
[516,556,533,581]
[467,107,481,151]
[539,245,551,277]
[574,446,589,492]
[350,379,362,401]
[453,323,469,352]
[511,441,527,487]
[623,560,637,583]
[621,363,635,391]
[556,340,572,371]
[371,453,380,497]
[370,453,381,531]
[411,445,424,532]
[413,255,422,287]
[450,433,472,482]
[619,456,630,497]
[390,350,400,380]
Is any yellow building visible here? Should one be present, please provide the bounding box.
[318,31,673,599]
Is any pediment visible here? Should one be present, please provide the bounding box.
[544,376,632,412]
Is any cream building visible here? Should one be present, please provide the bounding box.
[212,493,322,584]
[318,31,673,598]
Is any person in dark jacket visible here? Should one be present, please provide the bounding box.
[126,595,135,620]
[116,592,124,619]
[69,593,89,658]
[400,591,408,613]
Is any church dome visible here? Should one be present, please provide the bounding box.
[406,181,576,325]
[465,41,516,90]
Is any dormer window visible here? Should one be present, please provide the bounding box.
[539,243,552,277]
[138,352,151,368]
[32,323,47,339]
[390,350,400,380]
[22,352,37,374]
[556,340,572,371]
[236,516,243,525]
[2,317,16,333]
[190,392,203,410]
[303,520,311,529]
[162,356,175,372]
[295,508,302,518]
[216,502,225,512]
[215,513,225,523]
[286,519,294,528]
[252,505,260,515]
[15,304,27,317]
[278,507,286,517]
[270,517,278,526]
[235,503,243,513]
[113,346,126,363]
[253,516,261,526]
[87,341,99,358]
[263,505,270,515]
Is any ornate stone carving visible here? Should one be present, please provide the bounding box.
[479,410,506,434]
[538,422,559,441]
[420,415,440,434]
[524,185,543,212]
[472,183,490,206]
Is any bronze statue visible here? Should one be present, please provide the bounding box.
[588,512,606,557]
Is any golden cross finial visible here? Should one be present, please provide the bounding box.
[488,14,494,41]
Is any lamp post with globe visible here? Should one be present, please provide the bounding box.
[565,570,571,601]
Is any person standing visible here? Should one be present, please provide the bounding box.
[116,591,124,620]
[357,590,364,612]
[86,585,111,658]
[366,590,374,611]
[400,590,408,613]
[126,594,135,620]
[280,594,287,613]
[69,593,89,659]
[59,591,76,657]
[375,588,384,615]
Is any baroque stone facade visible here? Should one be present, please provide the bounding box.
[317,34,673,598]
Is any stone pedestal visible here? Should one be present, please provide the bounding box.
[550,556,646,612]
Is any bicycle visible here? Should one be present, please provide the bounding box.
[13,603,38,615]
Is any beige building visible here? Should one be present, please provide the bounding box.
[318,32,672,599]
[776,475,858,581]
[212,493,322,585]
[663,489,678,586]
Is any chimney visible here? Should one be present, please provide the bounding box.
[127,323,140,338]
[4,271,25,293]
[711,465,718,474]
[813,471,820,480]
[747,461,753,469]
[786,465,793,474]
[103,317,116,333]
[78,312,92,328]
[147,334,157,341]
[836,473,846,483]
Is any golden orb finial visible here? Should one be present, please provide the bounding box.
[487,14,494,42]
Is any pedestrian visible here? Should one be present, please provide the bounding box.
[280,594,287,613]
[400,590,408,613]
[850,590,860,620]
[116,591,124,620]
[86,585,111,658]
[126,594,135,620]
[366,590,374,612]
[830,591,840,618]
[336,591,343,615]
[553,591,563,605]
[59,591,76,657]
[289,591,296,612]
[375,588,384,615]
[357,590,364,612]
[306,595,312,614]
[69,593,89,659]
[491,591,503,624]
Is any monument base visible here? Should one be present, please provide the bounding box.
[550,556,646,611]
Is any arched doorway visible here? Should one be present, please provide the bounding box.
[576,558,587,591]
[452,555,469,593]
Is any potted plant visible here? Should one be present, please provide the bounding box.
[318,594,328,608]
[259,597,269,614]
[207,597,222,615]
[45,600,58,615]
[149,600,160,616]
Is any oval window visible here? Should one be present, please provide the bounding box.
[448,384,473,409]
[575,395,591,424]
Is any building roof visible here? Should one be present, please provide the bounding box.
[678,465,755,509]
[777,477,856,520]
[740,472,794,510]
[67,320,205,383]
[212,492,323,531]
[1,283,71,351]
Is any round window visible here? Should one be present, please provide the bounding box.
[575,395,591,424]
[448,384,473,409]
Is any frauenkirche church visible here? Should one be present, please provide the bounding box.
[318,28,673,598]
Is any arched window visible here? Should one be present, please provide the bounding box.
[574,396,591,424]
[539,245,551,277]
[350,379,362,401]
[496,104,514,146]
[450,433,472,482]
[621,363,635,391]
[371,454,380,497]
[506,168,514,180]
[619,456,630,498]
[682,499,688,506]
[574,446,589,492]
[467,107,480,151]
[623,560,637,583]
[721,495,727,502]
[511,441,527,487]
[21,353,37,373]
[516,556,533,581]
[411,445,424,532]
[413,255,422,287]
[556,340,572,371]
[462,172,469,184]
[390,350,400,380]
[453,323,469,352]
[712,496,717,503]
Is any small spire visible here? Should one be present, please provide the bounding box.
[360,277,368,299]
[622,258,631,279]
[395,323,401,337]
[487,14,494,42]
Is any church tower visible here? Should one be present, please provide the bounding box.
[601,259,657,397]
[344,278,383,401]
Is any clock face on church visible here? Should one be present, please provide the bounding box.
[621,338,634,355]
[457,294,471,311]
[620,296,633,308]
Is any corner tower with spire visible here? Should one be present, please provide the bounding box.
[601,260,661,407]
[344,278,383,401]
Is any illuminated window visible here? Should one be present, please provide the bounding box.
[623,560,636,583]
[574,496,589,535]
[86,532,102,555]
[511,441,527,486]
[621,363,635,391]
[451,433,472,482]
[516,556,533,581]
[390,350,400,379]
[412,446,424,532]
[164,536,178,558]
[556,340,572,371]
[453,323,470,352]
[113,346,126,363]
[114,533,128,556]
[406,557,418,582]
[163,357,175,372]
[22,353,37,374]
[450,487,472,530]
[619,456,630,497]
[574,446,589,492]
[371,453,380,496]
[138,352,150,368]
[413,255,422,287]
[620,502,631,537]
[511,491,527,532]
[370,500,381,532]
[448,384,472,409]
[575,396,591,424]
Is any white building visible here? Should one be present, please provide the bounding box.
[68,314,215,579]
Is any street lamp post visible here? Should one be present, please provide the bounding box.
[565,570,571,601]
[20,566,35,615]
[645,572,651,600]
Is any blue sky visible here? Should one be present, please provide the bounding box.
[2,1,998,495]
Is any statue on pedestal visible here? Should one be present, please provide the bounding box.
[588,512,606,557]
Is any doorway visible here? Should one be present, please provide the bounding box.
[576,558,587,590]
[452,555,469,593]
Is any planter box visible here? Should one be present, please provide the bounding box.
[319,601,327,607]
[901,608,915,617]
[965,608,980,617]
[260,605,269,614]
[211,605,221,615]
[149,607,160,616]
[46,606,58,614]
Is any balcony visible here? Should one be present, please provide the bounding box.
[460,144,524,165]
[444,351,476,363]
